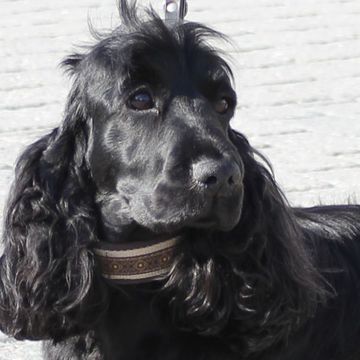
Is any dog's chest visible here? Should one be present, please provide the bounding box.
[97,290,173,359]
[96,290,237,360]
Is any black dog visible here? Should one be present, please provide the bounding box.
[1,1,360,359]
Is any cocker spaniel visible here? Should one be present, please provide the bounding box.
[1,1,360,359]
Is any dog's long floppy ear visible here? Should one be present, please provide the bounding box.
[164,130,328,350]
[0,81,107,341]
[229,129,328,317]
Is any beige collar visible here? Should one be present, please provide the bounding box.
[94,237,179,284]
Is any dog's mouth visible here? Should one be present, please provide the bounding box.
[186,188,244,232]
[189,216,218,229]
[129,190,244,236]
[188,212,241,232]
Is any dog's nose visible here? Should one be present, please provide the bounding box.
[192,159,242,193]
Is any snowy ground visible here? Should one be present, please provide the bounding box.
[0,0,359,358]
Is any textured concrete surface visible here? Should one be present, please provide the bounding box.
[0,0,359,358]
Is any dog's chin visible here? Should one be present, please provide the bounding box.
[128,192,244,237]
[189,213,241,232]
[135,205,242,236]
[126,216,240,246]
[100,207,241,246]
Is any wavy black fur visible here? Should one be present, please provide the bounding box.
[1,1,360,359]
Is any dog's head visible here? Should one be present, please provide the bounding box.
[65,7,244,237]
[0,0,326,348]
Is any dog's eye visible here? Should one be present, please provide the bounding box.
[129,91,154,111]
[214,97,230,114]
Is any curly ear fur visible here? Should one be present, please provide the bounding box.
[0,96,107,340]
[164,130,329,355]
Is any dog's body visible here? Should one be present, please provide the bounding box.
[1,2,360,359]
[44,205,360,360]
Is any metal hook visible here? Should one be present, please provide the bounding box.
[164,0,188,25]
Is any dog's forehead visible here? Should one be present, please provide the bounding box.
[98,22,233,87]
[126,47,220,85]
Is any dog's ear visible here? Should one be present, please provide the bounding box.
[229,129,328,315]
[164,130,328,351]
[0,94,107,341]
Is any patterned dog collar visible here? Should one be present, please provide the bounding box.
[94,237,179,284]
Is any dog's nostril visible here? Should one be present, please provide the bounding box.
[204,175,218,187]
[192,159,241,191]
